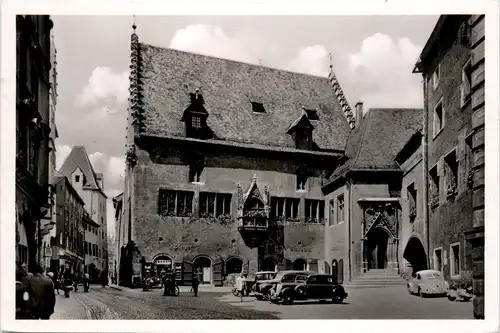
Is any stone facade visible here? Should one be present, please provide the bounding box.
[414,14,484,318]
[15,15,54,272]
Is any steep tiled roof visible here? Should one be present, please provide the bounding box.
[138,45,351,151]
[327,108,423,182]
[59,145,101,191]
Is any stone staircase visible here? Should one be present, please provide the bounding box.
[343,269,408,289]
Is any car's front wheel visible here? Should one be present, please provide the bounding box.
[332,295,344,304]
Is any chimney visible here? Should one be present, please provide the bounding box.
[355,101,364,128]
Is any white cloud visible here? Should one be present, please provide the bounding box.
[169,24,254,63]
[88,151,125,191]
[346,33,423,110]
[287,45,330,77]
[55,144,72,170]
[75,67,129,108]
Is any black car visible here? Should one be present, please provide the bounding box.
[269,273,348,305]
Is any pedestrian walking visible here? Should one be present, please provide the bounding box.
[235,273,246,303]
[16,262,31,319]
[22,264,56,319]
[192,272,199,297]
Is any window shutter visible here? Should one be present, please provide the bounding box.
[464,70,471,97]
[460,82,465,106]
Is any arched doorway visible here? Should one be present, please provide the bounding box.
[338,259,344,284]
[366,227,390,269]
[226,257,243,275]
[331,259,338,283]
[193,256,212,284]
[262,258,276,272]
[293,258,307,271]
[153,255,173,278]
[403,237,428,274]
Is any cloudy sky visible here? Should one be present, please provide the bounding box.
[51,15,438,237]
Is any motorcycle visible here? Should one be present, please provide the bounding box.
[447,283,472,302]
[143,278,153,292]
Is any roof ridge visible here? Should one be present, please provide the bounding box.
[140,43,332,81]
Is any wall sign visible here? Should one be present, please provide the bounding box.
[288,246,312,253]
[155,259,172,265]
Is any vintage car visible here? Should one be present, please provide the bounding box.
[407,269,449,297]
[268,271,348,305]
[250,271,278,299]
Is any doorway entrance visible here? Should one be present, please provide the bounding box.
[154,255,173,278]
[193,256,212,284]
[262,258,276,272]
[366,228,390,269]
[403,237,428,275]
[293,258,307,271]
[226,257,243,275]
[331,259,338,283]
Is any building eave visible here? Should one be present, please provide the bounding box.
[136,134,344,159]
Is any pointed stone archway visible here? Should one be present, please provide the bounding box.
[363,212,398,272]
[403,237,428,276]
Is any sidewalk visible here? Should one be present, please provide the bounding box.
[109,284,232,293]
[51,293,92,320]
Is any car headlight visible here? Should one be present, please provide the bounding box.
[23,292,29,301]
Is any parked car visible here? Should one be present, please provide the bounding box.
[407,270,449,297]
[250,271,278,300]
[268,272,348,305]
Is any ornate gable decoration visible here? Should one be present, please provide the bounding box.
[129,23,145,133]
[237,173,270,219]
[363,212,397,239]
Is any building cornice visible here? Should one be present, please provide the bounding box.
[136,134,344,160]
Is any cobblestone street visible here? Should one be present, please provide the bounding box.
[51,285,473,320]
[52,286,278,319]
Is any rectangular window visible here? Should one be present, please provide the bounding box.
[433,247,443,272]
[407,183,417,221]
[444,149,458,195]
[329,199,335,226]
[461,59,472,107]
[251,102,266,113]
[270,197,300,220]
[75,175,80,182]
[432,64,440,89]
[158,190,194,217]
[191,116,201,129]
[450,243,461,277]
[429,165,440,199]
[199,192,232,217]
[336,195,345,224]
[305,199,325,223]
[296,174,307,191]
[433,99,444,137]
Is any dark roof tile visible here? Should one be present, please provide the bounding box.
[139,45,351,151]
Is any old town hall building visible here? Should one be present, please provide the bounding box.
[115,23,431,288]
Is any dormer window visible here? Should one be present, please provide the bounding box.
[286,112,315,151]
[251,102,266,113]
[181,89,212,140]
[75,175,80,183]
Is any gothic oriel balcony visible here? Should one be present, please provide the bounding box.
[238,210,268,248]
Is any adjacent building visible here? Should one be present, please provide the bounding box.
[15,15,54,272]
[113,192,124,283]
[43,171,85,274]
[323,106,423,282]
[59,146,109,275]
[413,14,484,318]
[83,210,101,281]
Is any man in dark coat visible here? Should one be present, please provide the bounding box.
[23,264,56,319]
[192,270,200,297]
[16,262,32,319]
